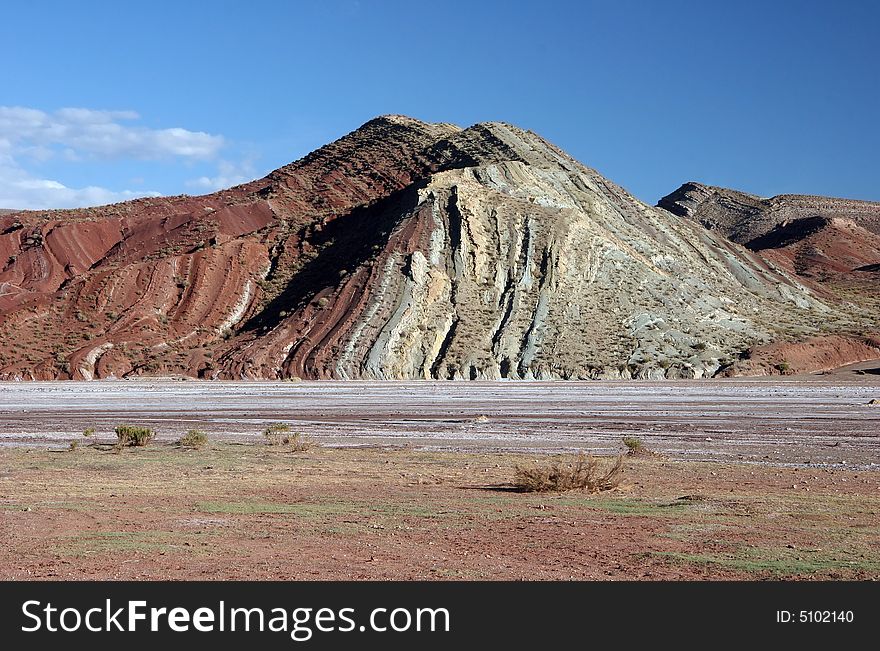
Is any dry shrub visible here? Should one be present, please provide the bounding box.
[263,423,314,451]
[114,424,154,448]
[514,452,624,493]
[263,422,291,446]
[177,429,208,448]
[285,431,314,452]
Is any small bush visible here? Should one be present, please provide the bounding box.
[83,427,96,437]
[69,440,79,451]
[263,422,291,446]
[286,432,314,452]
[114,424,154,447]
[177,429,208,448]
[263,423,313,451]
[774,361,791,373]
[513,453,624,493]
[623,437,644,455]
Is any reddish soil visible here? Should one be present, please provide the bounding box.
[749,217,880,279]
[1,445,877,581]
[726,334,880,377]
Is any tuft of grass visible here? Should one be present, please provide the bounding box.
[114,424,154,448]
[262,423,314,451]
[623,437,645,455]
[653,549,880,576]
[82,427,96,437]
[176,429,208,449]
[68,440,79,451]
[263,422,291,446]
[286,432,314,452]
[513,453,624,493]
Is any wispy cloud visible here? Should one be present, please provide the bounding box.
[186,157,258,192]
[0,150,161,209]
[0,106,228,209]
[0,106,224,161]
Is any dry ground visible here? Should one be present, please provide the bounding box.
[1,442,877,580]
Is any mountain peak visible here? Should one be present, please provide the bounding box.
[0,116,875,381]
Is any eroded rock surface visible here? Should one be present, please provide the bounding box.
[0,118,874,379]
[659,182,880,375]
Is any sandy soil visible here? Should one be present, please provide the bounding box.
[0,380,877,581]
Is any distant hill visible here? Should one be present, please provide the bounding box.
[0,117,875,380]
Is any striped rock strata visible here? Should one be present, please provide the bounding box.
[0,117,872,379]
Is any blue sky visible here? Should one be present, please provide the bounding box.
[1,0,877,209]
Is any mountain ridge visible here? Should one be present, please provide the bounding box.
[0,117,875,380]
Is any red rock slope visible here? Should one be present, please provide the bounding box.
[0,117,872,379]
[659,183,880,375]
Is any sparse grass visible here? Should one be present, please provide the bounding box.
[653,548,880,576]
[83,427,96,437]
[263,422,291,446]
[513,452,624,493]
[262,423,314,451]
[55,531,201,557]
[197,501,350,517]
[114,424,154,448]
[566,497,694,517]
[623,437,644,455]
[68,440,79,451]
[176,429,208,449]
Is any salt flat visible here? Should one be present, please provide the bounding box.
[1,380,878,467]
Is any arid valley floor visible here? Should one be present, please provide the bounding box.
[1,373,878,580]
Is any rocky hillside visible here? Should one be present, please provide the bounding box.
[0,117,874,380]
[658,182,880,375]
[659,181,880,243]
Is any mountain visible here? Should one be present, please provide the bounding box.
[658,182,880,374]
[658,182,880,243]
[0,117,874,380]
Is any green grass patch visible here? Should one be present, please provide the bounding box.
[368,504,452,519]
[54,531,192,556]
[196,501,353,517]
[554,497,695,517]
[654,548,880,576]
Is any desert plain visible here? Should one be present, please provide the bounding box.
[1,369,878,581]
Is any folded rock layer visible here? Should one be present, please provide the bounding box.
[0,117,872,379]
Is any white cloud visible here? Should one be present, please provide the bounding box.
[0,106,224,161]
[0,152,160,209]
[0,106,231,209]
[186,157,258,192]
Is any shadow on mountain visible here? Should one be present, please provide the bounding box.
[241,181,426,333]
